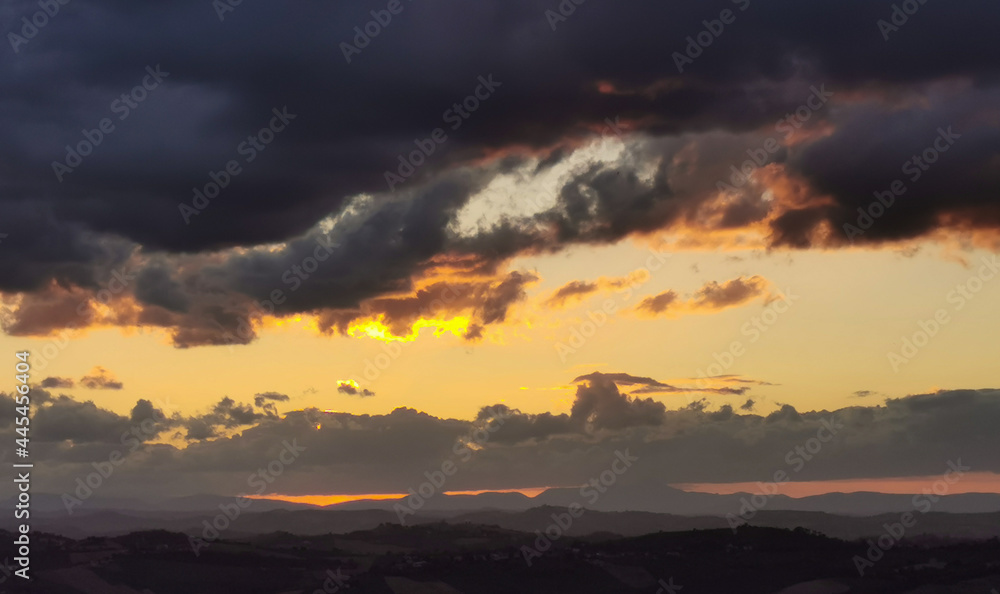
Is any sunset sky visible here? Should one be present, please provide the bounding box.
[1,0,999,502]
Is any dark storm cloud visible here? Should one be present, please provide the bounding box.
[134,262,190,313]
[778,87,1000,246]
[0,204,135,294]
[2,0,1000,342]
[124,172,528,346]
[5,383,999,499]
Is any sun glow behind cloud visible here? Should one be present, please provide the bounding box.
[249,487,553,507]
[346,315,470,342]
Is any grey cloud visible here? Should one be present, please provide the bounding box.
[3,386,998,499]
[79,366,124,390]
[0,0,997,348]
[40,376,75,389]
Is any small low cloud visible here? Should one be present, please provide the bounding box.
[338,380,375,398]
[636,276,770,318]
[254,392,290,416]
[253,392,290,407]
[690,276,769,310]
[635,290,679,315]
[40,376,74,389]
[184,396,280,441]
[79,367,124,390]
[545,270,649,308]
[573,371,754,396]
[852,390,883,399]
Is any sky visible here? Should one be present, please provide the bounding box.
[1,0,999,502]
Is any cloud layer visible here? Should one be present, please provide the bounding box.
[3,376,997,499]
[1,0,999,347]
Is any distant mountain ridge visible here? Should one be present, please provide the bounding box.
[8,506,1000,544]
[11,483,1000,517]
[8,482,1000,543]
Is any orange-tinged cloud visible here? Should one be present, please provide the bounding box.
[337,379,375,398]
[635,276,770,318]
[317,271,538,343]
[248,487,554,507]
[347,315,471,343]
[544,269,650,309]
[80,366,124,390]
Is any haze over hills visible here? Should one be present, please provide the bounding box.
[14,481,1000,518]
[4,522,1000,594]
[9,489,1000,543]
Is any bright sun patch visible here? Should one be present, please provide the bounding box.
[346,315,471,342]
